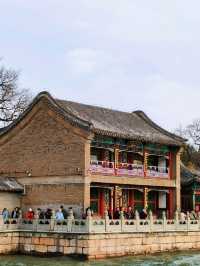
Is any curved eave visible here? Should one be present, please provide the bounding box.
[181,163,200,186]
[181,177,199,187]
[93,128,182,147]
[0,91,93,138]
[0,188,23,193]
[134,110,186,146]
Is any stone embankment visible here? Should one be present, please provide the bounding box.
[2,231,200,259]
[1,210,200,259]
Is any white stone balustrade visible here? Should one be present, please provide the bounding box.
[1,211,200,234]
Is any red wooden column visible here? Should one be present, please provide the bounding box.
[169,151,173,179]
[168,189,174,219]
[113,186,117,212]
[128,190,134,207]
[110,188,114,218]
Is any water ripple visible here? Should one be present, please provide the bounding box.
[0,252,200,266]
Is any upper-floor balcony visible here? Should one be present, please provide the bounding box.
[89,135,172,179]
[90,160,169,178]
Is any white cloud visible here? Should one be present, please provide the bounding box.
[66,48,98,74]
[65,48,112,75]
[140,74,199,129]
[1,0,200,131]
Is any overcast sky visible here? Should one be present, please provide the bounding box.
[1,1,200,131]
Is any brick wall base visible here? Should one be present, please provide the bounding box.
[2,231,200,259]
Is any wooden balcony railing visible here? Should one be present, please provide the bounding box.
[147,166,169,178]
[90,160,169,178]
[90,160,115,175]
[116,163,144,177]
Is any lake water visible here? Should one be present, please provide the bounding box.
[0,252,200,266]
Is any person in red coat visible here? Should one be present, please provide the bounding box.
[26,208,34,220]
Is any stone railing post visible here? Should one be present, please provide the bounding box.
[104,210,109,233]
[162,211,166,231]
[86,209,92,233]
[135,210,140,231]
[186,211,190,231]
[0,215,4,227]
[198,213,200,230]
[33,218,38,231]
[67,208,74,233]
[19,210,22,219]
[149,210,153,232]
[50,210,56,231]
[34,209,39,220]
[175,210,179,230]
[33,210,40,231]
[120,210,124,232]
[18,210,23,230]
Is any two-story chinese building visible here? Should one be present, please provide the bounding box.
[0,92,185,218]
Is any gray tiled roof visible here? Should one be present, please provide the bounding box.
[0,177,23,192]
[57,98,185,146]
[0,91,186,146]
[181,163,200,186]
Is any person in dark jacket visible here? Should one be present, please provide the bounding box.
[11,207,20,219]
[113,207,121,219]
[60,205,68,219]
[45,208,52,219]
[107,209,112,219]
[140,209,147,219]
[38,208,45,219]
[125,206,134,219]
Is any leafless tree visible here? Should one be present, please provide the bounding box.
[186,119,200,151]
[174,124,187,139]
[0,64,31,126]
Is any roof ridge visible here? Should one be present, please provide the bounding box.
[0,91,51,136]
[56,98,132,115]
[0,91,92,137]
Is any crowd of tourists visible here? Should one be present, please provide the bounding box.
[2,205,200,225]
[2,207,22,223]
[1,205,146,224]
[87,206,200,221]
[112,206,147,220]
[85,206,148,220]
[1,206,73,224]
[179,210,200,223]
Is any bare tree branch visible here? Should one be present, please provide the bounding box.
[174,124,187,138]
[186,119,200,151]
[0,62,31,126]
